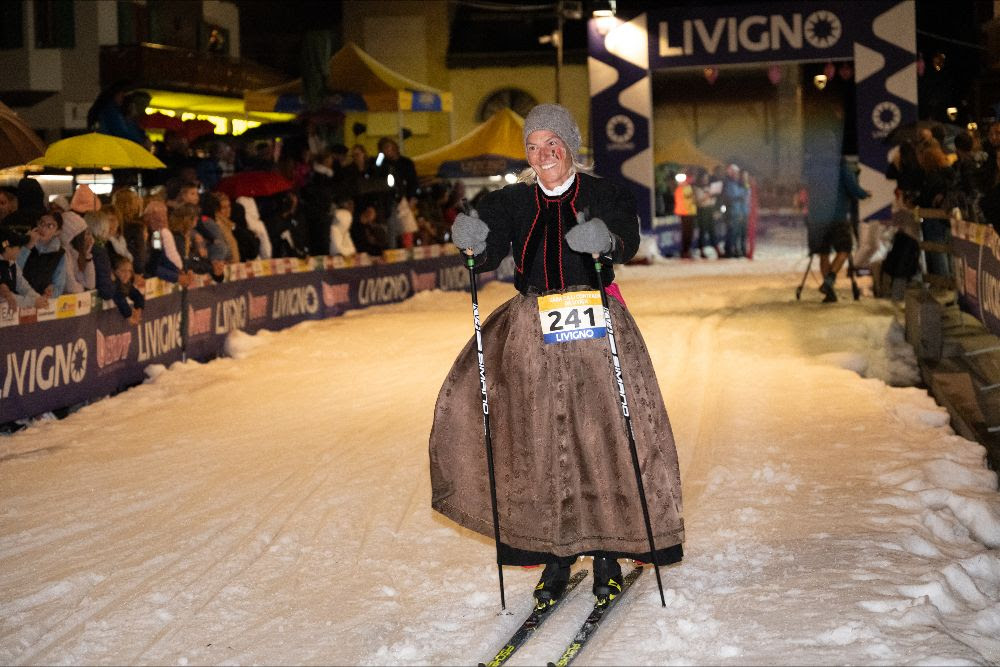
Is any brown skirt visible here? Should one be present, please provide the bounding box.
[429,287,684,562]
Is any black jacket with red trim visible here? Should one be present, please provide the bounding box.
[472,172,639,294]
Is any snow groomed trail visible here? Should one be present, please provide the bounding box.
[2,239,1000,666]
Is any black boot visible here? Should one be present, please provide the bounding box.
[592,557,623,606]
[819,272,838,303]
[533,561,571,610]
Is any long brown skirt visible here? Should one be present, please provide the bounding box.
[429,287,684,562]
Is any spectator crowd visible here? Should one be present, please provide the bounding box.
[1,127,473,326]
[879,121,1000,295]
[656,163,759,260]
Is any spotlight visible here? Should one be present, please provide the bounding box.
[813,74,828,90]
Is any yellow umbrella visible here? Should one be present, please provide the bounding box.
[29,132,166,170]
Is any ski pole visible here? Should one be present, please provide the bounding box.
[592,252,667,607]
[462,235,507,611]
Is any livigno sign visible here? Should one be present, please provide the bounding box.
[652,7,850,66]
[589,1,916,230]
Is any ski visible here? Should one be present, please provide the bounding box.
[546,566,645,667]
[479,569,589,667]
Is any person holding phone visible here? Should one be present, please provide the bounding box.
[141,200,191,286]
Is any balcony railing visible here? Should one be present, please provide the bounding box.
[100,43,287,97]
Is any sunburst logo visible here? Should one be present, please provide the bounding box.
[872,101,901,132]
[804,10,842,48]
[606,114,635,144]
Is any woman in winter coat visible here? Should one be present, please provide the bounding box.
[17,211,68,298]
[203,192,241,264]
[112,188,146,269]
[60,211,96,294]
[430,104,683,608]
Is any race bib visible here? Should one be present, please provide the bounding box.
[537,291,606,344]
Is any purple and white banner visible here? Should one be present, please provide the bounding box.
[951,218,1000,337]
[588,1,916,230]
[0,250,476,423]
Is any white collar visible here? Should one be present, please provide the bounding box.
[538,171,576,197]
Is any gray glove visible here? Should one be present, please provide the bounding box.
[566,213,613,254]
[451,210,489,255]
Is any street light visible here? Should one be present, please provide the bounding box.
[538,0,583,104]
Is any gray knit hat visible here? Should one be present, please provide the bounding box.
[523,104,581,158]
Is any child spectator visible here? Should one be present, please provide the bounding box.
[17,211,67,298]
[110,254,145,325]
[1,229,47,310]
[166,180,200,211]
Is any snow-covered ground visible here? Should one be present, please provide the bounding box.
[3,228,1000,666]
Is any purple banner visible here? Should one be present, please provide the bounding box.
[588,1,915,231]
[0,250,471,423]
[951,219,1000,336]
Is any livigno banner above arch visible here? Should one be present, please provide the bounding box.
[589,1,916,229]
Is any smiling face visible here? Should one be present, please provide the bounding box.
[525,130,573,190]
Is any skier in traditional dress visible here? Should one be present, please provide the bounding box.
[429,104,683,608]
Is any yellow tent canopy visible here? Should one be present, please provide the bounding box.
[655,137,722,170]
[145,89,293,123]
[412,108,527,179]
[244,42,452,114]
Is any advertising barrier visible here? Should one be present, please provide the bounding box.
[0,247,485,423]
[950,217,1000,335]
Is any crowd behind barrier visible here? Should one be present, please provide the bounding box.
[875,121,1000,304]
[0,246,511,425]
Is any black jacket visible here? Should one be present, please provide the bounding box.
[473,172,639,293]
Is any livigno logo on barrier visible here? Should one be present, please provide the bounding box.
[2,337,88,398]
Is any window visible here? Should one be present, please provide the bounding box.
[34,0,75,49]
[477,88,537,123]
